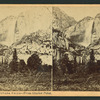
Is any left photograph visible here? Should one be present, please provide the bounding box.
[0,5,52,91]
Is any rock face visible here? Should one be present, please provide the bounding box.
[65,13,100,48]
[92,13,100,43]
[1,7,100,64]
[13,30,52,55]
[0,7,52,65]
[15,7,52,42]
[52,7,76,32]
[0,7,52,46]
[52,7,100,62]
[0,16,16,46]
[65,16,94,47]
[52,7,77,48]
[52,7,77,60]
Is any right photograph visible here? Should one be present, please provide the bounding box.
[53,5,100,91]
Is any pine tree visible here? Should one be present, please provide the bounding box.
[2,56,3,64]
[88,49,95,73]
[90,49,95,63]
[13,48,18,61]
[9,48,18,73]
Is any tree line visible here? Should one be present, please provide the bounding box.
[54,49,100,76]
[9,48,51,73]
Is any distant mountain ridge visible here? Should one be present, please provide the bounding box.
[52,7,100,62]
[0,7,52,47]
[52,7,77,32]
[1,7,100,58]
[0,7,52,65]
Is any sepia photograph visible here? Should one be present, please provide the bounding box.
[0,5,52,91]
[53,5,100,91]
[0,4,100,96]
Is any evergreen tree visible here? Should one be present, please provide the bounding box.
[27,53,42,71]
[88,49,95,73]
[9,48,18,73]
[2,56,3,64]
[90,49,95,63]
[18,59,26,72]
[13,48,18,61]
[59,53,73,75]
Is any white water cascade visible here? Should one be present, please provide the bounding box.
[79,20,94,47]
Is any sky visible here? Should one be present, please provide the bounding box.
[59,5,100,21]
[0,5,100,21]
[0,6,33,21]
[0,5,52,21]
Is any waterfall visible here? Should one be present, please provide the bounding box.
[82,20,94,47]
[0,19,16,46]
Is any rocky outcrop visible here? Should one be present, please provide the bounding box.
[0,16,16,46]
[53,7,76,32]
[65,16,94,47]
